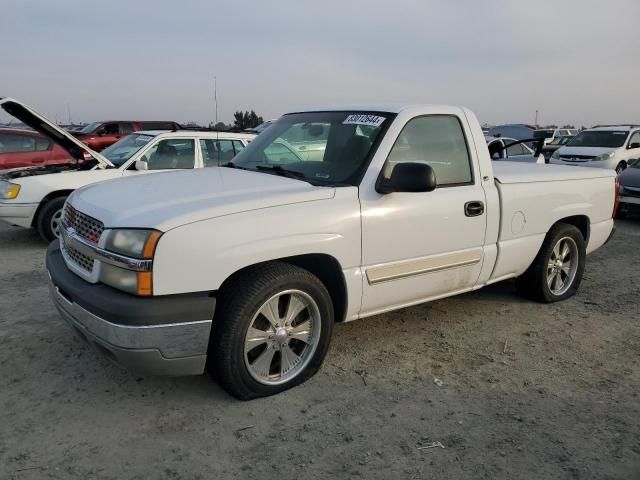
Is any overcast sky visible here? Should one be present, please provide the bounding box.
[1,0,638,127]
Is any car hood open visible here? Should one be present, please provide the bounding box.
[70,167,336,231]
[0,97,114,169]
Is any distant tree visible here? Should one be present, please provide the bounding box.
[214,122,227,130]
[233,110,264,130]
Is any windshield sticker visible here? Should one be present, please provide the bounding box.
[613,132,626,135]
[343,114,386,127]
[136,135,153,142]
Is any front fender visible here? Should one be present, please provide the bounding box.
[152,189,362,296]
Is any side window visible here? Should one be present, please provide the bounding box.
[199,139,236,167]
[103,123,119,135]
[628,132,640,148]
[385,115,473,186]
[35,137,52,151]
[232,140,245,155]
[0,133,36,153]
[119,122,134,134]
[144,139,195,169]
[506,143,528,156]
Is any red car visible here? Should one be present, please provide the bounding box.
[0,128,73,170]
[72,120,182,151]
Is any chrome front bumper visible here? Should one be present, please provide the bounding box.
[49,277,212,375]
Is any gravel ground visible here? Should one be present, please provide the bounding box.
[0,219,639,480]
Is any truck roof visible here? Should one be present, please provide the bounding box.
[289,104,459,114]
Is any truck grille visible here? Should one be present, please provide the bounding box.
[63,203,104,245]
[559,154,595,162]
[65,244,95,272]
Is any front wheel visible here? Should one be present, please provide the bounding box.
[516,223,586,303]
[210,262,334,400]
[615,162,627,175]
[36,196,67,242]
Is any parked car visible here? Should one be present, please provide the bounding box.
[541,135,574,161]
[44,104,617,399]
[487,124,536,141]
[486,136,545,163]
[617,160,640,217]
[533,128,578,145]
[550,125,640,173]
[71,120,182,151]
[0,97,254,241]
[0,128,72,170]
[246,119,277,134]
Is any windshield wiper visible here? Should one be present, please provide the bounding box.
[222,161,249,170]
[255,165,311,183]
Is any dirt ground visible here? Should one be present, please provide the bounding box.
[0,219,638,480]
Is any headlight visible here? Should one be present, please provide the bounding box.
[551,150,560,159]
[100,229,161,296]
[594,152,615,162]
[0,180,21,199]
[104,229,161,259]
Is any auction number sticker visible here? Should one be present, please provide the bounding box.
[343,114,386,127]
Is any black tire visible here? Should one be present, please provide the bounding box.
[515,223,586,303]
[36,196,67,243]
[209,262,334,400]
[615,162,626,175]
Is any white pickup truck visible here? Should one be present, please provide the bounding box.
[46,105,618,399]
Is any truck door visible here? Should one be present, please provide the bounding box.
[359,112,487,317]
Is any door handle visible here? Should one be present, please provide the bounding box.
[465,201,485,217]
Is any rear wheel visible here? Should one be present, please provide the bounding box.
[209,262,334,400]
[36,196,67,243]
[516,223,586,303]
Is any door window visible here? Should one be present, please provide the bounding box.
[385,115,473,186]
[0,133,36,153]
[627,132,640,148]
[506,143,529,156]
[144,138,195,169]
[200,139,237,167]
[35,137,52,151]
[119,123,134,134]
[232,140,245,154]
[102,123,119,135]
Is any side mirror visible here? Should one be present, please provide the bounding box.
[135,158,148,171]
[377,162,437,194]
[628,142,640,149]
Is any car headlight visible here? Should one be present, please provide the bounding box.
[104,229,161,259]
[594,152,615,162]
[551,150,560,159]
[100,229,161,296]
[0,180,21,199]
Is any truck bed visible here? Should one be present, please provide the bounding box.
[488,162,616,284]
[493,162,616,184]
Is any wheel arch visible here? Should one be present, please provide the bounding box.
[552,215,590,243]
[217,253,349,323]
[31,189,73,227]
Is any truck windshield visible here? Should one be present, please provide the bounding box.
[567,131,628,148]
[228,111,392,186]
[101,134,155,167]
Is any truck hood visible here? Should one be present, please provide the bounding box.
[0,97,114,169]
[70,167,336,231]
[556,146,616,157]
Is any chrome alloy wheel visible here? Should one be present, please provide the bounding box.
[547,236,579,296]
[244,289,321,385]
[51,209,63,238]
